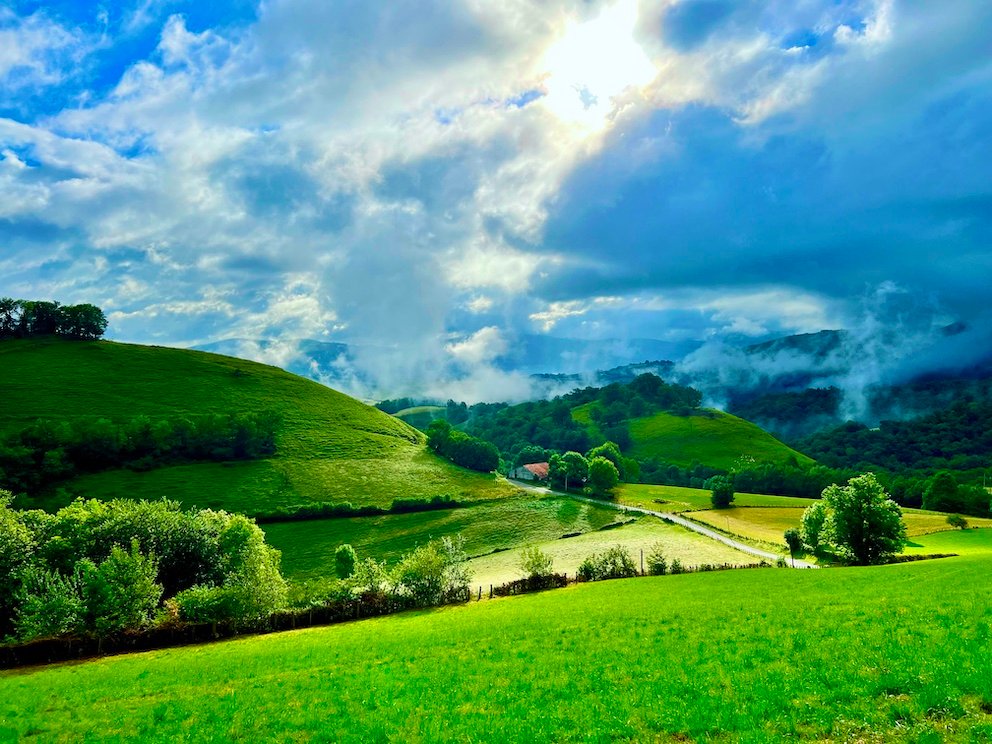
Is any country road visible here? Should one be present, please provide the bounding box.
[509,479,819,569]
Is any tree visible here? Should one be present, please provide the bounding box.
[0,298,22,338]
[645,542,667,575]
[817,472,907,565]
[947,514,969,530]
[800,500,828,551]
[708,475,735,509]
[59,304,108,339]
[518,546,553,580]
[587,441,626,480]
[514,445,547,467]
[79,541,162,635]
[549,451,588,490]
[784,528,803,563]
[923,471,963,513]
[587,456,619,497]
[19,301,61,335]
[335,544,357,579]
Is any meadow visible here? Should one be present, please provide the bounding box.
[265,496,623,580]
[464,517,760,587]
[617,483,817,511]
[3,539,991,742]
[0,339,516,512]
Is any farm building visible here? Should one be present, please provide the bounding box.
[509,462,549,482]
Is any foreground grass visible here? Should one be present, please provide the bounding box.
[266,496,622,580]
[0,338,516,512]
[4,556,992,742]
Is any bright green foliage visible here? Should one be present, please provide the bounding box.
[587,456,620,496]
[425,419,499,472]
[586,441,626,479]
[783,528,803,555]
[518,546,554,580]
[577,545,638,581]
[707,475,735,509]
[645,542,667,575]
[392,536,472,607]
[6,557,992,741]
[0,491,35,625]
[818,473,907,565]
[14,567,85,641]
[800,500,828,551]
[79,542,162,636]
[548,451,588,489]
[334,544,357,579]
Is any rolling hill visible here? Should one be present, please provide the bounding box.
[573,403,811,470]
[0,338,518,513]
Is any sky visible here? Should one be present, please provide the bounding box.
[1,0,990,399]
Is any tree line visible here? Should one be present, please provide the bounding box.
[425,420,500,473]
[0,412,279,496]
[0,299,108,340]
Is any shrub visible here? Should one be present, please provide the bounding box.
[79,541,162,635]
[335,544,357,579]
[518,546,554,580]
[393,536,472,607]
[707,475,735,509]
[14,566,85,641]
[669,558,685,575]
[645,543,668,576]
[577,546,638,581]
[800,500,828,552]
[947,514,969,530]
[587,457,620,497]
[784,528,803,555]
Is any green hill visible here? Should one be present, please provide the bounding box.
[393,405,445,431]
[0,338,517,512]
[574,404,812,470]
[4,537,992,741]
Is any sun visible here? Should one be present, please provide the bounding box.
[540,0,656,131]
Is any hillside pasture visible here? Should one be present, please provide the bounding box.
[266,496,622,580]
[4,555,992,741]
[690,506,992,548]
[0,339,516,512]
[626,408,813,470]
[464,518,761,587]
[618,483,817,512]
[393,405,445,430]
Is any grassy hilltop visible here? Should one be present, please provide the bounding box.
[573,403,810,470]
[0,338,518,513]
[3,531,992,742]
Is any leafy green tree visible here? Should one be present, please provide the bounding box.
[784,528,803,558]
[0,298,22,337]
[19,300,61,335]
[393,535,471,606]
[708,475,735,509]
[79,541,162,635]
[800,500,828,551]
[0,493,36,634]
[514,445,547,467]
[14,566,85,641]
[549,451,588,490]
[645,542,667,575]
[923,471,963,513]
[587,456,619,497]
[335,544,357,579]
[518,546,554,580]
[59,304,108,339]
[819,473,907,565]
[587,441,626,480]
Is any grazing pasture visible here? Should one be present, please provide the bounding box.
[0,338,517,512]
[617,483,817,511]
[3,554,992,742]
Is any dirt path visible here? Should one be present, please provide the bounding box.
[509,479,818,569]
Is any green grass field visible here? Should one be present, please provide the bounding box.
[4,551,992,742]
[265,496,622,580]
[625,408,813,470]
[689,506,992,548]
[465,517,760,587]
[617,483,817,512]
[393,405,445,431]
[0,338,518,512]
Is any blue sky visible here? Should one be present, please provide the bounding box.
[1,0,990,398]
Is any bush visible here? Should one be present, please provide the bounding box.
[783,528,803,555]
[645,543,667,576]
[669,558,685,575]
[14,566,85,641]
[79,541,162,635]
[518,546,554,580]
[393,536,472,607]
[707,475,735,509]
[947,514,969,530]
[577,546,638,581]
[800,500,828,552]
[587,457,620,497]
[335,544,357,579]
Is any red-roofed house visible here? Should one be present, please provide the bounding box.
[510,461,549,482]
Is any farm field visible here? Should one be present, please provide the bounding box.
[464,517,760,587]
[4,553,992,742]
[617,483,817,512]
[266,496,622,580]
[0,338,517,512]
[689,506,992,548]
